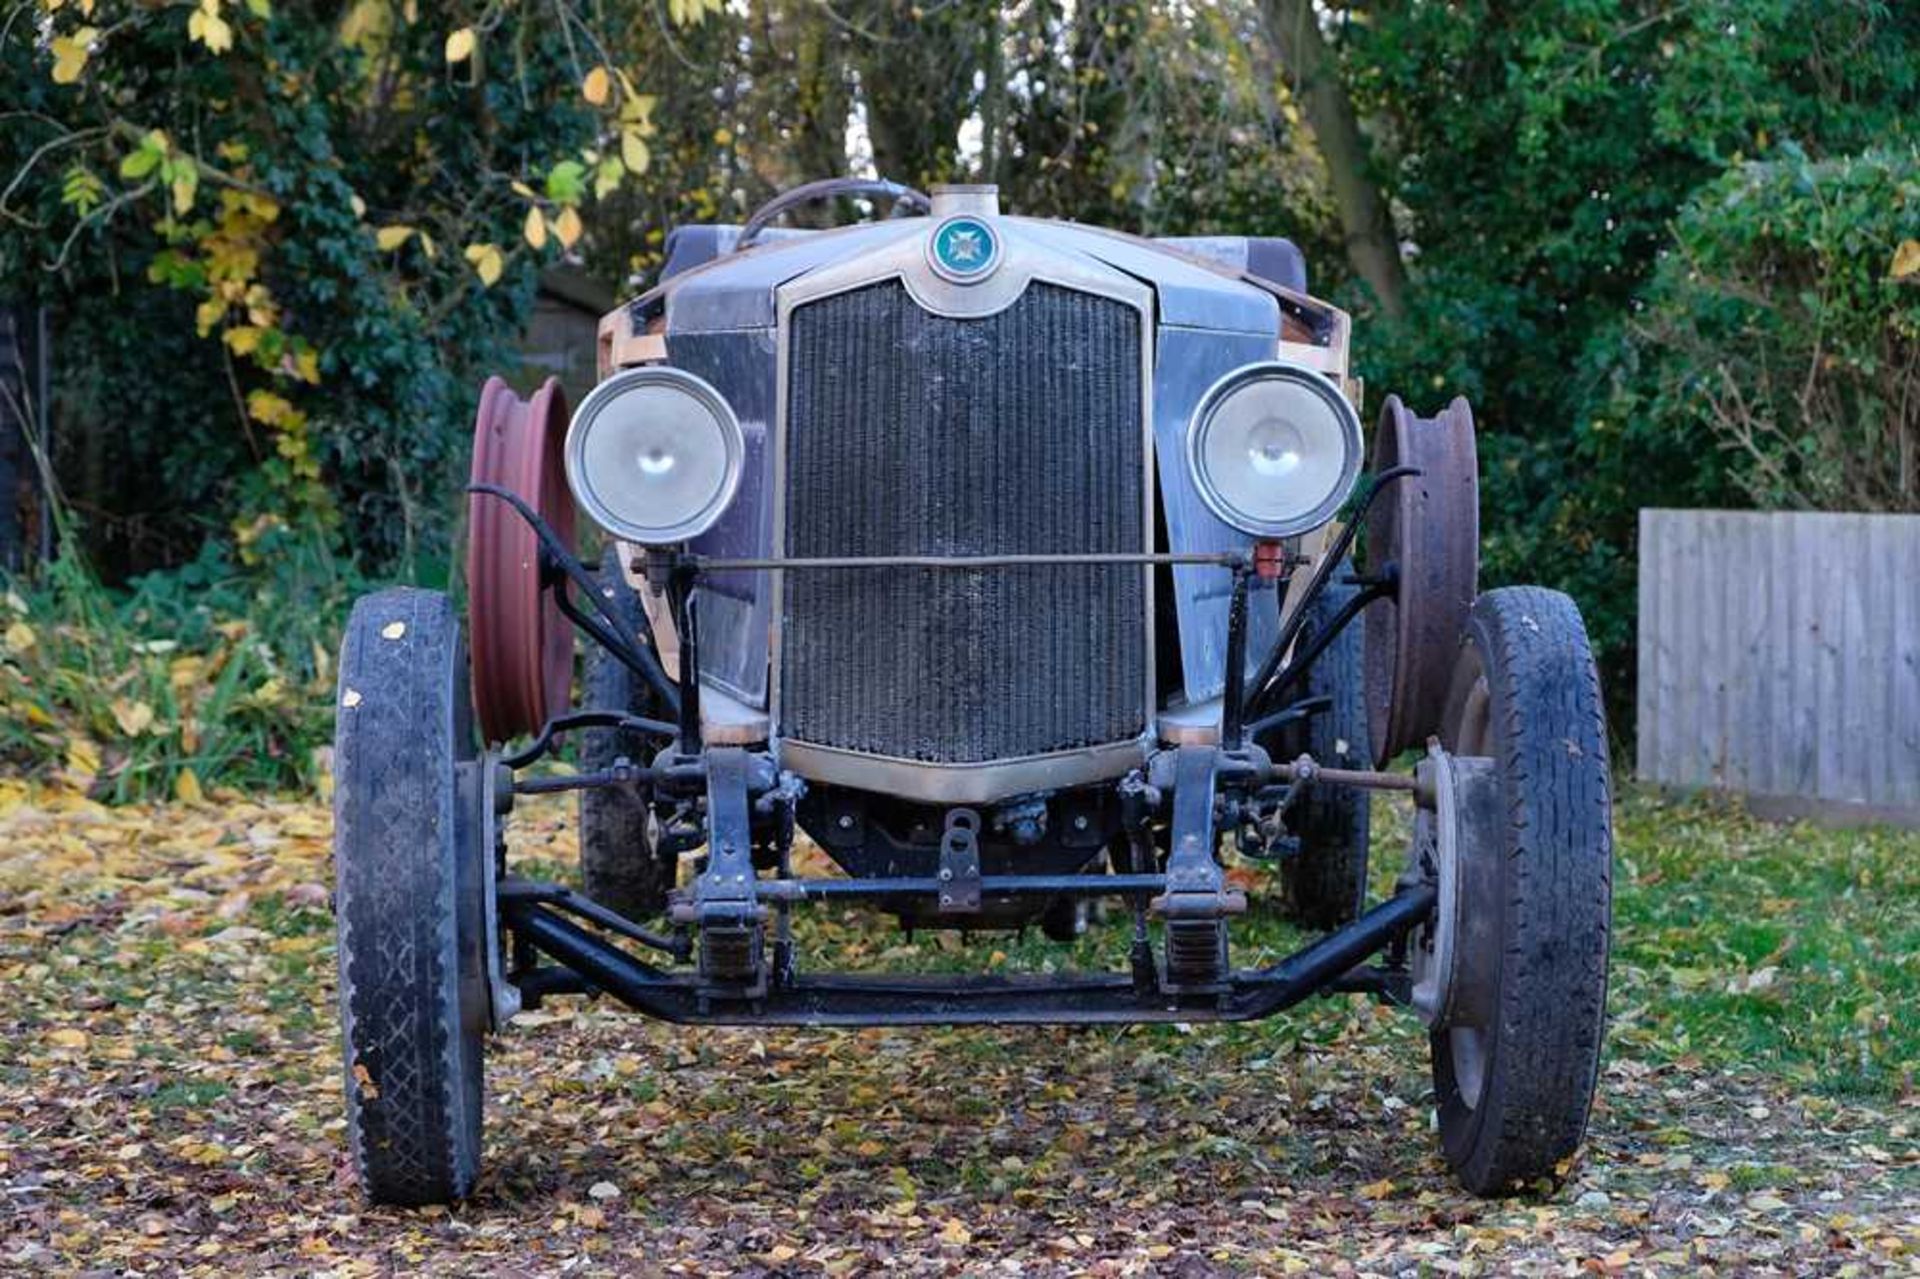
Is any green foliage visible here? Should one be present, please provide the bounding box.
[1609,790,1919,1096]
[2,0,686,576]
[1336,0,1920,724]
[0,526,362,802]
[1613,147,1919,512]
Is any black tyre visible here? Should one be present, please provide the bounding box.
[1433,587,1612,1195]
[1275,568,1372,928]
[579,546,672,919]
[333,588,487,1205]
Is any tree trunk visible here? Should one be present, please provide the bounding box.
[1258,0,1407,317]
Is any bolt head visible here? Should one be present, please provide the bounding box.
[1072,815,1090,831]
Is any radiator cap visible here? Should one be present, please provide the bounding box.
[929,184,1000,218]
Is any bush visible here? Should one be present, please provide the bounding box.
[1622,147,1919,512]
[0,525,361,803]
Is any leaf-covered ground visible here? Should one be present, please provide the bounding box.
[2,781,1916,1275]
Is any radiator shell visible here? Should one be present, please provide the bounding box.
[778,280,1149,766]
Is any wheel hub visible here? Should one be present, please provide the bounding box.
[1407,746,1503,1102]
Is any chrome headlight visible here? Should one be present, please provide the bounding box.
[1186,362,1363,538]
[564,366,744,546]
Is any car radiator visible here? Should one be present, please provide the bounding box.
[779,279,1148,763]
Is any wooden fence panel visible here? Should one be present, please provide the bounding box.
[1637,509,1920,826]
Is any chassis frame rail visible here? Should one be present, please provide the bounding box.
[504,882,1434,1026]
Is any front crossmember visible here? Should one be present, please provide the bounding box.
[498,739,1435,1026]
[505,885,1432,1026]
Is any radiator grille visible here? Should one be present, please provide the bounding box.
[780,279,1147,763]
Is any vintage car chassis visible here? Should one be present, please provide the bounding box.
[469,467,1445,1027]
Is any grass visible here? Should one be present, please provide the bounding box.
[744,784,1920,1098]
[0,531,360,803]
[1608,790,1919,1096]
[5,781,1915,1271]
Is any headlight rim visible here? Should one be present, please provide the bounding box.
[564,364,746,547]
[1185,360,1363,539]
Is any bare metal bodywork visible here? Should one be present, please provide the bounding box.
[598,190,1354,804]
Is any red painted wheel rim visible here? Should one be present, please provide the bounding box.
[467,376,575,743]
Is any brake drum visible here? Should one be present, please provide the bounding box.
[1363,395,1479,765]
[467,376,575,744]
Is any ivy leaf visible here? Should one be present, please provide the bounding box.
[582,66,611,106]
[50,27,100,85]
[523,205,548,250]
[444,27,476,64]
[463,242,503,286]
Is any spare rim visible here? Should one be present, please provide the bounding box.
[1362,395,1479,764]
[467,376,575,744]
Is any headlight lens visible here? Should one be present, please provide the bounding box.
[1186,362,1362,538]
[564,366,744,545]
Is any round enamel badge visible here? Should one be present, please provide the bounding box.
[927,215,1000,283]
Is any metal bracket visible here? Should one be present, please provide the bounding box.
[476,756,522,1027]
[936,808,983,913]
[690,746,765,995]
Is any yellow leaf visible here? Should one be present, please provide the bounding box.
[618,92,657,132]
[463,242,503,286]
[4,620,36,653]
[50,28,99,84]
[246,390,294,426]
[175,768,205,804]
[188,2,234,54]
[194,298,226,336]
[48,1028,89,1049]
[594,157,624,200]
[582,66,610,105]
[444,26,475,63]
[938,1219,972,1245]
[523,204,548,250]
[554,205,583,249]
[223,326,262,356]
[65,737,101,788]
[110,698,156,737]
[1357,1178,1396,1199]
[620,129,650,175]
[1893,239,1920,281]
[170,167,199,215]
[349,192,367,218]
[375,224,414,251]
[380,620,407,640]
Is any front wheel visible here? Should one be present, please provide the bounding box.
[579,546,674,919]
[1431,587,1612,1195]
[333,588,488,1205]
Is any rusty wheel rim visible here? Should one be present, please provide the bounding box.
[1362,395,1479,764]
[467,376,575,744]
